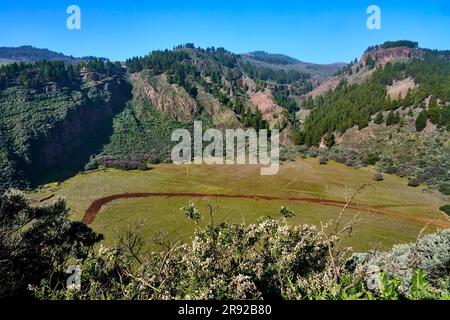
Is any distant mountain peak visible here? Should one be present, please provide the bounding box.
[244,51,301,65]
[242,51,346,80]
[0,45,106,65]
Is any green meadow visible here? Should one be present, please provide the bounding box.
[30,158,449,251]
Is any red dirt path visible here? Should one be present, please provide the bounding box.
[81,192,450,228]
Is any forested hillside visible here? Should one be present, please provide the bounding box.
[125,44,312,116]
[293,44,450,194]
[299,52,450,145]
[0,42,449,195]
[0,59,131,192]
[0,44,318,192]
[1,42,449,301]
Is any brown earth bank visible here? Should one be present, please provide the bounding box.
[81,192,450,228]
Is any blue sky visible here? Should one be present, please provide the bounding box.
[1,0,450,64]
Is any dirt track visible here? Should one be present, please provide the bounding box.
[81,192,450,228]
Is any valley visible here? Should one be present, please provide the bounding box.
[1,41,449,254]
[2,0,450,301]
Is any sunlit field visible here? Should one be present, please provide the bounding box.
[30,158,449,251]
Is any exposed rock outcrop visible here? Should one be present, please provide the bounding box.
[250,89,286,128]
[387,77,417,99]
[131,71,199,122]
[361,47,424,67]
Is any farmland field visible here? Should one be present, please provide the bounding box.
[30,158,449,251]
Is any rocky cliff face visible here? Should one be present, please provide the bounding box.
[361,47,424,67]
[26,76,131,183]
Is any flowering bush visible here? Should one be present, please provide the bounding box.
[349,229,450,294]
[33,203,450,300]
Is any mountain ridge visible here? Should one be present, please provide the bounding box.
[0,45,107,65]
[242,50,346,80]
[0,40,448,196]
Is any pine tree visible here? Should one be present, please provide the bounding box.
[415,110,427,131]
[325,132,335,148]
[394,111,401,124]
[428,97,441,124]
[385,111,396,126]
[366,55,376,70]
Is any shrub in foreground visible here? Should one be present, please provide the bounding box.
[349,229,450,296]
[0,191,102,298]
[32,203,450,300]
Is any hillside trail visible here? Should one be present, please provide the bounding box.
[81,192,450,228]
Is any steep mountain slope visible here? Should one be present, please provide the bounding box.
[295,41,450,194]
[0,45,317,191]
[125,45,316,131]
[0,60,131,191]
[308,43,424,98]
[0,41,448,196]
[299,44,450,143]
